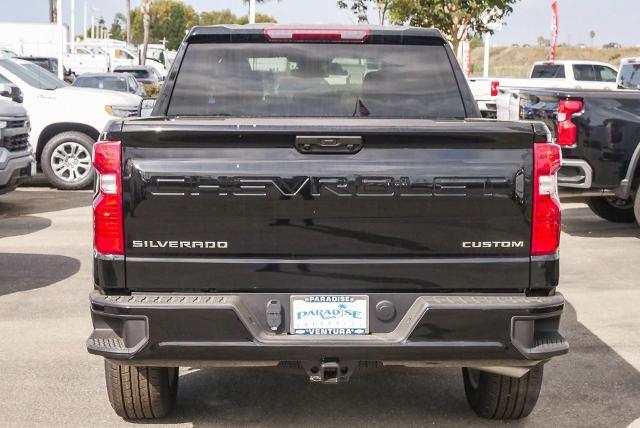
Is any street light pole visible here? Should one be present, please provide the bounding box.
[84,1,87,40]
[483,33,491,78]
[249,0,256,24]
[70,0,75,51]
[56,0,64,79]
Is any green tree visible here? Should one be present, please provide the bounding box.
[199,9,276,26]
[130,0,199,50]
[389,0,520,57]
[129,1,278,50]
[236,12,278,24]
[200,9,241,25]
[337,0,395,24]
[469,35,483,49]
[199,8,277,25]
[110,13,127,41]
[537,36,550,48]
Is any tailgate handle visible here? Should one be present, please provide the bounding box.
[295,136,362,154]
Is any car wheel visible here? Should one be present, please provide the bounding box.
[41,131,95,190]
[104,360,179,420]
[462,365,543,420]
[634,186,640,224]
[587,196,635,223]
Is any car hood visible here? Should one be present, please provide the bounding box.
[55,86,141,106]
[0,98,27,117]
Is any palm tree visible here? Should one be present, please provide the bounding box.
[49,0,57,22]
[140,0,153,65]
[126,0,132,44]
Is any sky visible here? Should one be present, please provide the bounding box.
[2,0,639,47]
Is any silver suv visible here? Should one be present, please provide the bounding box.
[0,84,34,194]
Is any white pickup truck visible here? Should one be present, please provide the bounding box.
[0,58,140,189]
[64,47,111,75]
[617,57,640,90]
[470,60,618,117]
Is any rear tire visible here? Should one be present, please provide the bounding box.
[40,131,95,190]
[462,365,543,420]
[634,187,640,224]
[104,360,179,420]
[587,196,635,223]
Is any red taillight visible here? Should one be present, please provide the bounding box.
[490,80,500,97]
[264,27,369,42]
[531,142,562,256]
[92,140,123,255]
[556,99,583,147]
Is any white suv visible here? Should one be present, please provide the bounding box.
[0,58,140,189]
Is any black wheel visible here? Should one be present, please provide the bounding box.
[40,131,95,190]
[587,196,635,223]
[104,359,179,420]
[462,365,543,420]
[634,187,640,224]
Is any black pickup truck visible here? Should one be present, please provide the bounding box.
[87,25,568,420]
[498,88,640,224]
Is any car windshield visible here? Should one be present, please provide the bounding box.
[0,59,67,90]
[167,43,466,118]
[117,69,150,79]
[618,64,640,89]
[74,76,128,92]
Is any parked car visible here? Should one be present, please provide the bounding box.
[469,60,618,117]
[497,88,640,224]
[0,58,140,189]
[15,56,74,82]
[0,90,34,194]
[73,73,146,97]
[617,57,640,90]
[88,25,568,421]
[113,65,163,85]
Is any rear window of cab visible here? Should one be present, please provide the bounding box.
[167,43,466,119]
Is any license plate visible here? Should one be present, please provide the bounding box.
[290,295,369,335]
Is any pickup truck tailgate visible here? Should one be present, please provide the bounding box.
[121,118,535,292]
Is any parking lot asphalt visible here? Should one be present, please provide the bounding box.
[1,188,639,428]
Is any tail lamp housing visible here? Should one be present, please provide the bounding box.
[531,140,562,256]
[490,80,500,97]
[92,141,123,255]
[557,99,583,147]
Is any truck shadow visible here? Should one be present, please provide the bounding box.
[561,206,639,239]
[0,215,52,239]
[0,189,91,218]
[0,253,81,296]
[160,301,640,427]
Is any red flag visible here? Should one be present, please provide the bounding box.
[550,1,559,60]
